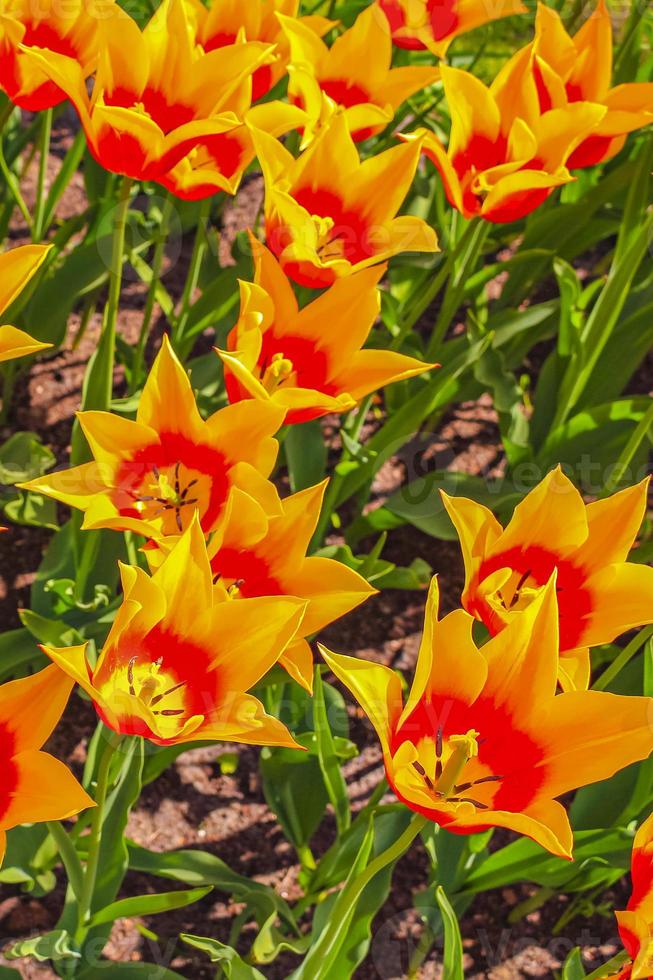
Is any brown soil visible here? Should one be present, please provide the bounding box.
[0,115,650,979]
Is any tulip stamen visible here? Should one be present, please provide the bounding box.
[412,760,434,791]
[509,569,532,608]
[454,774,504,793]
[149,680,187,708]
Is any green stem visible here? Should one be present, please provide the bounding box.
[602,399,653,496]
[130,193,175,393]
[101,175,132,408]
[32,107,52,242]
[46,821,85,901]
[173,198,210,349]
[426,217,490,361]
[302,812,427,980]
[75,733,120,940]
[592,625,653,692]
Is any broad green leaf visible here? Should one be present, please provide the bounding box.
[127,843,297,931]
[181,934,265,979]
[436,886,464,980]
[0,627,44,682]
[285,419,327,492]
[461,827,633,894]
[313,668,350,835]
[260,743,329,853]
[7,930,79,962]
[89,886,212,927]
[0,432,54,484]
[3,491,58,529]
[562,948,587,980]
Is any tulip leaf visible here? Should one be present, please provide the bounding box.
[313,667,351,835]
[0,431,54,484]
[435,885,464,980]
[7,930,80,962]
[562,948,587,980]
[88,885,212,927]
[460,827,634,894]
[181,934,266,979]
[285,419,327,492]
[0,627,45,683]
[77,966,187,980]
[126,842,297,932]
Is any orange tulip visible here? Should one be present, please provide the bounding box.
[205,481,375,691]
[42,517,306,747]
[253,112,438,288]
[376,0,526,57]
[407,63,607,222]
[530,1,653,168]
[442,468,653,691]
[20,336,285,539]
[322,576,653,859]
[218,236,435,424]
[0,0,112,111]
[0,665,94,865]
[0,243,52,362]
[185,0,335,102]
[20,0,276,186]
[611,812,653,980]
[280,5,439,142]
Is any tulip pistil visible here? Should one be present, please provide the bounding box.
[411,728,497,810]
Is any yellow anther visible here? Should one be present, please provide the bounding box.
[436,729,480,798]
[262,351,294,394]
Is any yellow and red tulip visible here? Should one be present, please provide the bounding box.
[20,0,275,188]
[0,0,112,111]
[0,244,51,363]
[376,0,526,58]
[42,517,306,748]
[280,5,439,143]
[611,812,653,980]
[20,336,285,539]
[252,112,438,288]
[322,576,653,859]
[0,666,93,865]
[206,481,375,691]
[218,236,435,424]
[531,1,653,168]
[441,468,653,691]
[185,0,335,102]
[407,63,606,222]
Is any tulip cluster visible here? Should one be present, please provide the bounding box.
[0,0,650,973]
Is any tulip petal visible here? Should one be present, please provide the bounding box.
[0,664,75,753]
[0,243,50,317]
[1,750,94,828]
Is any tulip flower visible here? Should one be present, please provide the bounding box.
[407,63,606,222]
[280,5,440,142]
[186,0,335,102]
[253,112,438,288]
[441,468,653,691]
[0,0,113,111]
[530,1,653,168]
[610,812,653,979]
[321,576,653,859]
[0,665,94,865]
[217,236,435,424]
[42,518,306,747]
[0,244,52,362]
[376,0,526,57]
[20,0,276,185]
[21,336,285,539]
[207,481,375,691]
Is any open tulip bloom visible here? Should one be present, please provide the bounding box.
[528,1,653,169]
[0,244,52,362]
[280,5,440,143]
[252,111,439,287]
[0,666,93,865]
[218,236,436,423]
[185,0,335,103]
[407,62,607,222]
[376,0,527,57]
[42,518,306,747]
[19,0,285,189]
[0,0,113,111]
[21,336,285,538]
[442,468,653,691]
[321,576,653,859]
